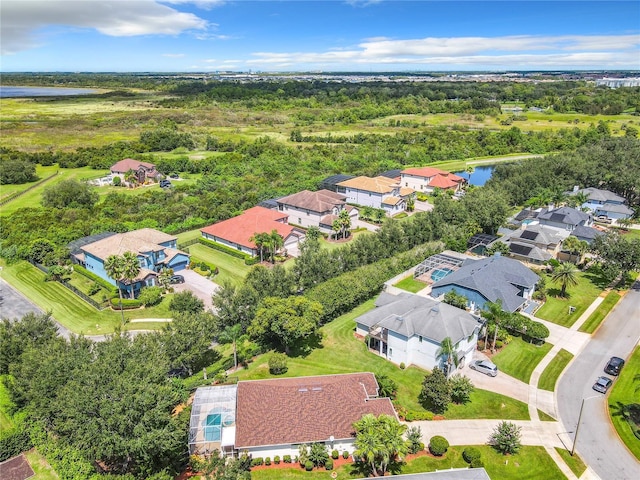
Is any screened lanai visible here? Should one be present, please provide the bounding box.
[413,251,468,283]
[189,385,238,456]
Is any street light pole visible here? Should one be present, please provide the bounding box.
[572,395,600,456]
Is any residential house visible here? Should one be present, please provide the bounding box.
[336,176,414,216]
[275,189,358,234]
[491,224,570,264]
[537,206,592,231]
[570,187,634,220]
[71,228,189,297]
[400,167,465,193]
[110,158,161,184]
[430,254,539,313]
[569,225,604,245]
[354,292,480,373]
[200,206,305,257]
[188,373,396,458]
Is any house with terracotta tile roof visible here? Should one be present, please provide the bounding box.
[71,228,189,298]
[401,167,465,193]
[200,206,305,257]
[275,189,358,233]
[110,158,161,184]
[188,373,396,458]
[336,176,414,216]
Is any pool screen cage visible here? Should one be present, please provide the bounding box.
[414,251,467,280]
[189,385,238,456]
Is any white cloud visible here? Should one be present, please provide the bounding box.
[1,0,208,55]
[161,0,225,9]
[162,53,186,57]
[247,34,640,69]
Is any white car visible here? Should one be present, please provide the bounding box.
[469,359,498,377]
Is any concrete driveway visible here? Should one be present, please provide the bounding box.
[463,351,530,404]
[557,282,640,480]
[172,269,219,311]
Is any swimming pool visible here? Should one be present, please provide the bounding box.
[431,268,454,282]
[522,219,538,226]
[204,413,222,442]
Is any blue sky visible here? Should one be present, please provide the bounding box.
[1,1,639,72]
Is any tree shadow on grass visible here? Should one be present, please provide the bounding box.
[547,287,571,300]
[610,401,640,439]
[287,332,324,358]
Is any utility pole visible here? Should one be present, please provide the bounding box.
[572,395,600,456]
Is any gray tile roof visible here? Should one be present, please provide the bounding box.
[571,225,604,241]
[432,254,539,312]
[572,187,626,203]
[356,292,479,345]
[597,203,634,215]
[538,207,591,227]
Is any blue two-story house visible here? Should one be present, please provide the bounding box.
[570,187,634,221]
[72,228,189,297]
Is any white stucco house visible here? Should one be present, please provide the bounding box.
[355,292,481,374]
[275,189,358,234]
[336,176,414,216]
[400,167,465,193]
[188,373,396,458]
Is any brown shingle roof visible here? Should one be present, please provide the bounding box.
[277,189,347,214]
[110,158,157,173]
[235,373,396,448]
[81,228,177,260]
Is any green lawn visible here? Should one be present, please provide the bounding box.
[176,227,204,245]
[536,269,608,327]
[579,291,621,333]
[492,336,553,384]
[251,446,566,480]
[0,260,172,334]
[555,447,587,478]
[539,409,557,422]
[394,275,428,293]
[187,243,251,287]
[231,299,529,418]
[0,165,60,201]
[0,375,15,432]
[538,349,574,391]
[24,449,60,480]
[608,346,640,461]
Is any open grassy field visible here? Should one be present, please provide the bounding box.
[0,260,171,334]
[0,164,60,201]
[538,349,574,391]
[251,445,566,480]
[187,243,251,287]
[579,290,622,333]
[536,268,608,327]
[608,346,640,460]
[232,299,529,418]
[491,336,553,384]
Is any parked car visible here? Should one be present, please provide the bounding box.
[169,274,185,284]
[596,215,612,224]
[170,173,179,179]
[160,179,172,188]
[469,359,498,377]
[604,356,625,376]
[592,376,613,394]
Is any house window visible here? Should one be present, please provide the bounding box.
[388,348,392,356]
[419,336,423,343]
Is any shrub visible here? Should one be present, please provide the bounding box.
[0,424,33,462]
[325,459,333,471]
[495,340,504,349]
[265,457,271,466]
[110,298,142,310]
[489,421,522,455]
[245,256,260,266]
[283,455,292,463]
[462,447,481,464]
[251,457,263,467]
[198,237,251,260]
[406,426,423,454]
[112,175,121,186]
[342,451,349,459]
[169,290,204,314]
[428,436,449,456]
[87,282,101,296]
[274,456,280,464]
[331,449,339,459]
[471,458,485,468]
[449,374,474,404]
[419,368,451,414]
[138,286,163,307]
[268,352,288,375]
[305,461,314,471]
[399,362,406,370]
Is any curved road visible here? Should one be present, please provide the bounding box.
[557,282,640,480]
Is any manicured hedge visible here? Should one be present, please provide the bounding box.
[110,298,142,310]
[198,237,251,260]
[0,425,33,462]
[429,435,449,456]
[73,264,118,296]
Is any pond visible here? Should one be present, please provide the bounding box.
[453,165,495,186]
[0,85,97,98]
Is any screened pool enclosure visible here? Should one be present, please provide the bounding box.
[189,385,237,456]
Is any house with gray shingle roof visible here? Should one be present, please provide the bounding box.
[570,187,634,220]
[570,225,604,245]
[491,224,570,264]
[354,292,480,373]
[537,206,592,231]
[430,254,539,313]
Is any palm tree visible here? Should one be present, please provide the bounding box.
[374,208,386,224]
[338,208,351,239]
[551,261,579,297]
[465,165,475,184]
[121,251,141,299]
[569,191,589,210]
[269,229,283,263]
[218,323,244,371]
[482,300,509,352]
[406,195,415,212]
[104,254,125,323]
[332,219,342,240]
[437,337,459,377]
[157,267,173,292]
[561,236,588,263]
[250,232,269,262]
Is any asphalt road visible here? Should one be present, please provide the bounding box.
[557,282,640,480]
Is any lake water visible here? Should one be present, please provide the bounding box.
[0,85,96,98]
[453,165,495,186]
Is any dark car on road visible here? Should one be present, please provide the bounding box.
[160,179,172,188]
[469,359,498,377]
[604,356,625,376]
[169,274,185,284]
[592,376,613,394]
